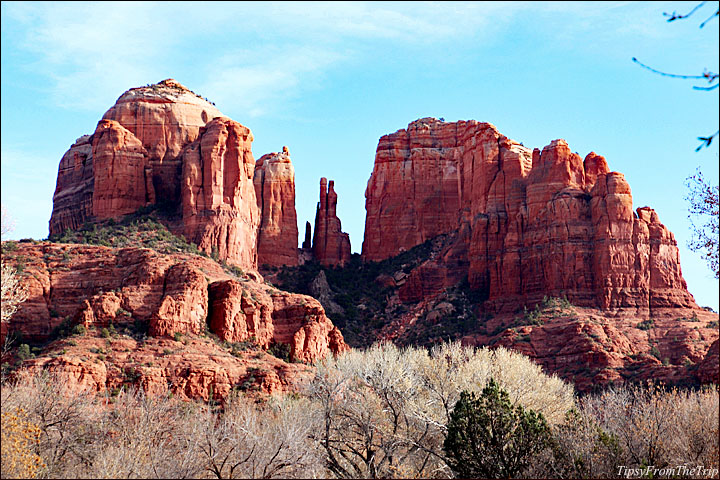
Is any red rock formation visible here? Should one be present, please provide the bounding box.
[302,221,312,249]
[3,242,348,400]
[209,281,348,363]
[697,339,719,384]
[49,135,94,235]
[363,118,462,262]
[377,291,718,392]
[101,78,223,202]
[149,263,209,337]
[181,117,260,269]
[91,120,153,219]
[363,118,698,311]
[254,148,299,267]
[47,79,313,271]
[21,335,315,400]
[3,243,347,364]
[313,178,351,267]
[50,80,223,237]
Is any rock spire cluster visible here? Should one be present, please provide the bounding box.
[50,98,699,310]
[49,80,353,269]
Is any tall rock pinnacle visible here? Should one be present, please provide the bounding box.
[254,148,299,267]
[313,178,351,267]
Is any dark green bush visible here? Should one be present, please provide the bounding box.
[268,342,292,362]
[637,319,655,330]
[132,319,149,336]
[71,324,86,336]
[443,378,551,478]
[16,344,31,361]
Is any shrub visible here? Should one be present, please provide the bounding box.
[650,345,662,360]
[71,324,86,336]
[581,384,719,471]
[1,407,45,478]
[310,342,573,478]
[637,319,655,330]
[444,379,551,478]
[268,342,292,363]
[545,408,623,479]
[50,317,73,339]
[100,328,110,338]
[123,367,141,384]
[132,319,149,336]
[229,340,255,357]
[16,343,31,361]
[1,261,29,324]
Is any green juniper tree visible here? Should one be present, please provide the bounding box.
[443,378,551,478]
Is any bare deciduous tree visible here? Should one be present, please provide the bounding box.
[200,393,324,479]
[309,342,575,479]
[686,168,719,278]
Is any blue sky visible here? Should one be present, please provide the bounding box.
[1,1,718,309]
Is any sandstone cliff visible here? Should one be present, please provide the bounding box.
[100,79,224,202]
[2,242,348,399]
[312,178,351,267]
[363,118,697,312]
[254,147,299,267]
[181,117,259,270]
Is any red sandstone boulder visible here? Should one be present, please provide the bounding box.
[208,278,348,363]
[313,178,351,267]
[254,148,299,267]
[149,263,208,337]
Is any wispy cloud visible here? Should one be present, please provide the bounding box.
[199,46,342,117]
[2,1,522,115]
[2,1,691,117]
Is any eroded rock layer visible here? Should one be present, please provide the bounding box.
[254,148,299,267]
[101,79,224,202]
[3,243,347,399]
[362,118,697,311]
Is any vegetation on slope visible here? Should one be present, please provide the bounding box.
[273,238,441,347]
[48,205,204,257]
[2,342,717,479]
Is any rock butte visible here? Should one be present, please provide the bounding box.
[24,83,717,394]
[363,118,697,313]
